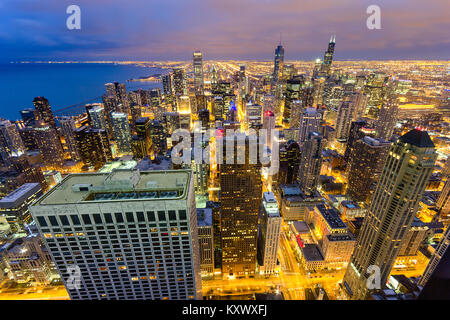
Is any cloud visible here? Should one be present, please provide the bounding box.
[0,0,448,61]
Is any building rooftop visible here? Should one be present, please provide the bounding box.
[315,204,347,230]
[0,183,41,208]
[399,129,435,148]
[197,208,213,227]
[301,244,324,262]
[34,169,191,206]
[326,233,355,242]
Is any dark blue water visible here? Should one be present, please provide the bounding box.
[0,63,164,120]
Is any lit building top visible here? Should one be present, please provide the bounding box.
[35,169,191,205]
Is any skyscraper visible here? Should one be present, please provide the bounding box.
[272,43,284,90]
[59,116,81,161]
[335,100,356,142]
[74,126,112,170]
[297,132,324,195]
[283,75,304,126]
[33,97,56,129]
[297,107,322,144]
[263,110,276,149]
[86,104,108,131]
[111,113,132,154]
[32,120,65,168]
[346,136,390,203]
[0,120,26,166]
[257,192,282,275]
[219,135,262,278]
[173,68,187,96]
[376,82,399,141]
[193,51,204,94]
[319,35,336,77]
[343,129,437,300]
[30,169,202,300]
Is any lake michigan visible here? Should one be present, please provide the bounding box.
[0,63,164,121]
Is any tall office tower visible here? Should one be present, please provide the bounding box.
[289,100,304,128]
[343,120,368,164]
[129,103,142,130]
[131,117,152,159]
[276,140,301,186]
[30,169,202,300]
[163,112,181,136]
[111,113,132,154]
[257,192,282,275]
[149,120,167,157]
[20,108,37,126]
[86,104,108,131]
[198,109,210,132]
[436,179,450,226]
[32,121,65,168]
[74,126,112,170]
[364,73,387,119]
[297,132,324,195]
[128,90,143,107]
[6,154,48,191]
[0,120,26,166]
[263,110,276,148]
[205,201,221,269]
[346,136,390,203]
[343,129,437,300]
[162,73,173,96]
[297,107,322,144]
[32,97,57,129]
[197,208,214,279]
[272,43,284,90]
[177,95,191,114]
[219,135,262,278]
[283,75,304,126]
[59,116,81,161]
[418,225,450,288]
[173,68,187,96]
[210,65,218,89]
[319,35,336,77]
[193,51,204,94]
[335,100,356,142]
[263,95,276,115]
[246,103,262,129]
[105,82,129,114]
[212,96,225,121]
[375,82,399,141]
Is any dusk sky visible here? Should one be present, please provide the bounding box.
[1,0,449,62]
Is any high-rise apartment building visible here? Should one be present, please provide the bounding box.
[74,126,112,170]
[111,112,132,154]
[346,136,391,203]
[343,129,437,299]
[29,169,202,300]
[33,97,57,129]
[0,120,26,166]
[297,107,322,144]
[32,121,65,168]
[297,132,324,195]
[59,116,81,161]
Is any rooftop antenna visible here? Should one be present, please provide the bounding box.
[279,32,282,45]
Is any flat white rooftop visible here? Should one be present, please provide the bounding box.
[35,169,192,205]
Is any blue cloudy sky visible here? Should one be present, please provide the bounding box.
[1,0,449,61]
